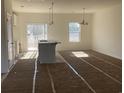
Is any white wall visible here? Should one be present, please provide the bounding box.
[1,0,12,73]
[13,4,122,59]
[13,13,93,51]
[91,4,122,59]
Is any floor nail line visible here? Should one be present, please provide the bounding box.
[79,58,121,84]
[58,53,97,93]
[32,52,38,93]
[90,54,121,69]
[47,65,56,93]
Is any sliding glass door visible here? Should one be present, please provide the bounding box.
[27,24,47,51]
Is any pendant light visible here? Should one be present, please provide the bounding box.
[49,0,54,25]
[80,8,88,25]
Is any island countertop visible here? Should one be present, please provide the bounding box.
[38,40,61,44]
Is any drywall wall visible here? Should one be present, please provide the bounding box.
[13,13,93,51]
[91,4,122,59]
[1,0,12,73]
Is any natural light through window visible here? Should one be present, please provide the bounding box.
[72,51,89,57]
[69,22,80,42]
[27,24,47,51]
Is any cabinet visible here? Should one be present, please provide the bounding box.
[38,40,60,63]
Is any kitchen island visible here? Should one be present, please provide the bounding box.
[38,40,60,63]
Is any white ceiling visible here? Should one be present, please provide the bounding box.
[12,0,121,13]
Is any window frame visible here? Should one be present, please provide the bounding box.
[68,22,81,43]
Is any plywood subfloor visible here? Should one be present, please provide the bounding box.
[1,50,122,93]
[1,51,37,93]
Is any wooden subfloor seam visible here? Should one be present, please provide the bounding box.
[58,53,97,93]
[79,58,121,84]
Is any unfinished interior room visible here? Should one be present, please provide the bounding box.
[1,0,122,93]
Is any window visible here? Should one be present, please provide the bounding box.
[69,22,80,42]
[27,24,47,50]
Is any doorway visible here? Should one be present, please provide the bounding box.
[27,24,47,51]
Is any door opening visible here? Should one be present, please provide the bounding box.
[27,24,47,51]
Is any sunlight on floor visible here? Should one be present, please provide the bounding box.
[21,51,38,59]
[28,48,38,51]
[72,51,89,57]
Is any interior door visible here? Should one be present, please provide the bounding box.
[7,13,14,68]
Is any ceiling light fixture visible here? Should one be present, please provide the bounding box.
[80,8,88,25]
